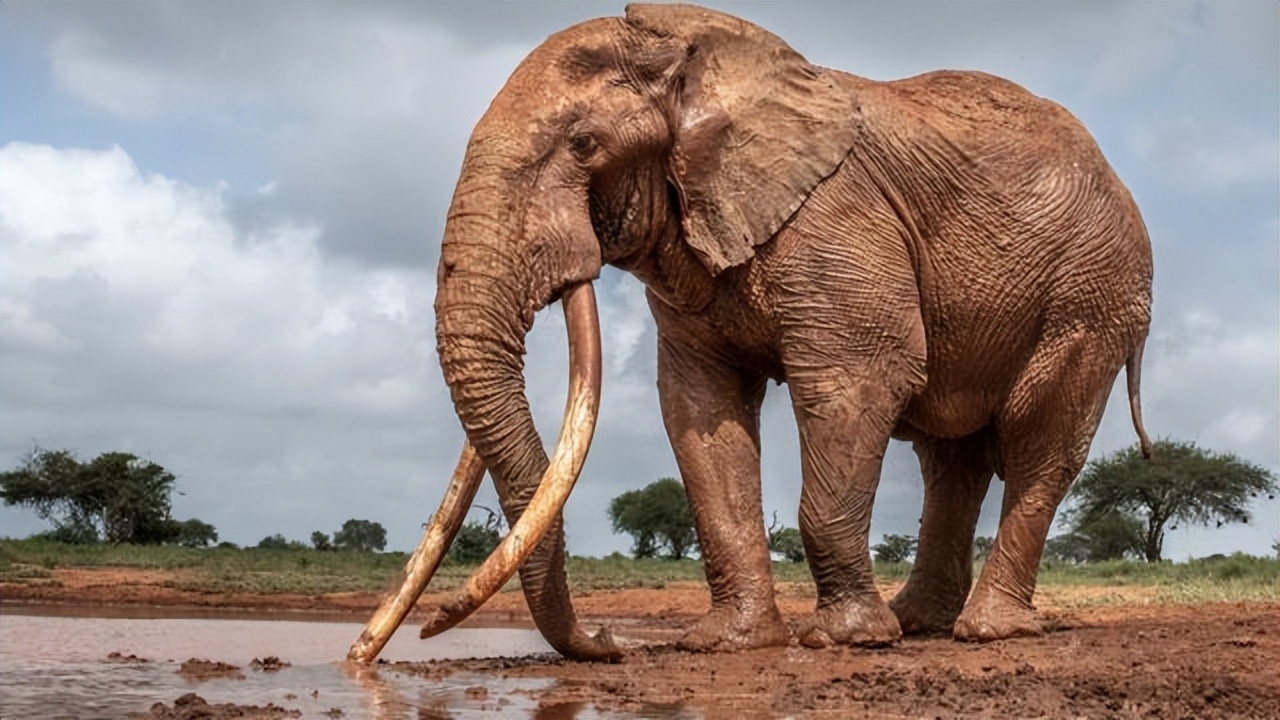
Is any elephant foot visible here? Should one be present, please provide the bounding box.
[887,584,964,636]
[953,591,1043,642]
[676,603,791,652]
[794,594,902,648]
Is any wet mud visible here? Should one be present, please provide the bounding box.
[136,692,302,719]
[2,568,1277,718]
[398,603,1278,718]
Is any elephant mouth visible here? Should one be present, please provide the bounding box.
[348,282,602,663]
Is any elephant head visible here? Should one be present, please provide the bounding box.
[353,4,862,662]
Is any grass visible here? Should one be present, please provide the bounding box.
[1,538,1276,605]
[1033,553,1279,605]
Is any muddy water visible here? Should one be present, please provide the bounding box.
[0,610,685,719]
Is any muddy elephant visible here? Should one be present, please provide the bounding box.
[350,4,1153,663]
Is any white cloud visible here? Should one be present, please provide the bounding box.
[2,2,1275,559]
[0,142,450,545]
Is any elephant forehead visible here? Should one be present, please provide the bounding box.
[496,17,627,110]
[471,19,639,152]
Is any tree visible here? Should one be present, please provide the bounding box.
[767,512,805,562]
[447,507,504,565]
[1067,440,1278,562]
[257,533,291,549]
[1,447,180,544]
[333,518,387,553]
[1043,532,1090,564]
[1045,511,1145,563]
[170,518,218,548]
[973,536,994,560]
[872,534,917,564]
[310,531,333,551]
[1076,511,1145,562]
[607,478,697,559]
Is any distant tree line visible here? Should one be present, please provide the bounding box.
[6,439,1273,564]
[0,446,399,554]
[0,447,215,546]
[602,439,1275,567]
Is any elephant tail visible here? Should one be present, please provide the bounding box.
[1126,339,1154,460]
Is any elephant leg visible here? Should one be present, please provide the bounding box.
[955,330,1121,641]
[789,367,912,648]
[657,336,790,652]
[889,431,994,634]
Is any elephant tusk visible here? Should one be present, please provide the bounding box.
[419,281,602,641]
[346,442,486,664]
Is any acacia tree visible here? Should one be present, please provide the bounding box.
[872,534,918,564]
[1043,532,1090,564]
[1067,440,1277,562]
[170,518,219,548]
[766,511,805,562]
[973,536,994,560]
[447,506,505,564]
[333,518,387,553]
[1046,511,1145,563]
[310,531,333,551]
[258,533,292,549]
[607,478,697,560]
[0,447,199,544]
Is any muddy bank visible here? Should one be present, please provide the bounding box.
[5,567,1279,717]
[1,566,814,627]
[394,603,1280,718]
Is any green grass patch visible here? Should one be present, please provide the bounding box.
[0,562,55,584]
[3,538,1276,602]
[1036,553,1279,606]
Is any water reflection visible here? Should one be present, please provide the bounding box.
[0,612,685,719]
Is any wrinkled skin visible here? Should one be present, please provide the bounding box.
[434,4,1153,657]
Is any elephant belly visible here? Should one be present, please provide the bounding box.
[895,387,1000,441]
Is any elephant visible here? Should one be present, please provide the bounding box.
[349,3,1153,663]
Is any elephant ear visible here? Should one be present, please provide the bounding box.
[625,4,860,275]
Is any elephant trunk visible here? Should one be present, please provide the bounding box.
[430,158,617,661]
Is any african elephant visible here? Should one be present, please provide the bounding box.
[350,4,1153,663]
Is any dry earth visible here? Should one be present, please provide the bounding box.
[3,567,1277,718]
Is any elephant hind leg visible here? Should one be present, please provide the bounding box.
[890,430,995,635]
[955,328,1123,642]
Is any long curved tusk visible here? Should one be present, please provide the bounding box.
[419,281,602,640]
[347,442,486,664]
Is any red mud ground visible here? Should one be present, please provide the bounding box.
[4,568,1278,718]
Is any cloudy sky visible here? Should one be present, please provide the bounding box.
[1,2,1276,560]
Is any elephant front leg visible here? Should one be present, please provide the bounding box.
[790,369,910,648]
[658,339,789,652]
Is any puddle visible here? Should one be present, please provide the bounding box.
[0,611,689,719]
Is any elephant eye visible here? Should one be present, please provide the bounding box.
[568,132,597,159]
